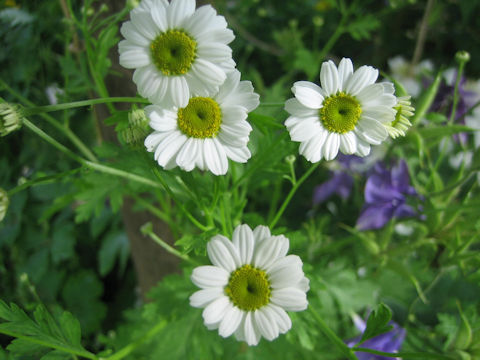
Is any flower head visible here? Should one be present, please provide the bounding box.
[347,314,406,360]
[0,188,9,222]
[119,0,235,108]
[356,160,420,230]
[0,103,23,137]
[384,96,414,139]
[144,70,259,175]
[190,224,309,346]
[285,58,396,162]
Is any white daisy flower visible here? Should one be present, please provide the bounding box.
[119,0,235,108]
[285,58,397,161]
[144,70,259,175]
[384,96,414,139]
[190,224,309,346]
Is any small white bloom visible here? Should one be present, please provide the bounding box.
[118,0,235,108]
[285,58,397,161]
[384,96,414,139]
[0,103,23,137]
[190,224,309,346]
[144,70,259,175]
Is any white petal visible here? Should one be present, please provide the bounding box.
[355,117,388,145]
[176,137,198,171]
[284,98,318,117]
[120,22,150,46]
[146,106,178,132]
[184,5,218,36]
[191,265,229,288]
[197,42,232,63]
[207,234,240,272]
[203,296,232,325]
[196,28,235,45]
[271,287,308,312]
[130,11,158,40]
[150,0,168,32]
[169,76,190,108]
[190,288,224,308]
[243,312,261,346]
[345,66,379,96]
[299,131,327,163]
[339,132,357,154]
[253,225,271,244]
[221,105,249,125]
[144,132,169,152]
[355,84,384,105]
[320,60,339,95]
[167,0,196,28]
[218,131,248,148]
[337,58,353,91]
[232,224,255,264]
[118,41,150,68]
[292,81,324,109]
[288,116,321,142]
[253,235,289,269]
[154,131,187,166]
[268,305,292,334]
[219,306,244,338]
[268,255,304,287]
[355,138,371,157]
[223,145,251,163]
[204,138,228,175]
[362,106,396,123]
[254,308,279,341]
[322,132,340,161]
[297,276,310,292]
[191,58,226,87]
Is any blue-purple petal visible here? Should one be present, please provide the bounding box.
[356,203,395,230]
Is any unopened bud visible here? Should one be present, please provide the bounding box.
[455,51,471,64]
[0,188,9,222]
[285,154,296,165]
[0,103,23,137]
[119,108,150,148]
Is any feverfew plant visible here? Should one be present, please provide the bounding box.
[1,0,479,359]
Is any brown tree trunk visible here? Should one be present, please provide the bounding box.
[91,0,182,300]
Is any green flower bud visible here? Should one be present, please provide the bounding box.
[384,96,415,139]
[0,188,9,222]
[119,108,150,148]
[455,51,471,64]
[0,103,23,137]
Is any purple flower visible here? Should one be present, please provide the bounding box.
[430,70,480,144]
[356,160,420,230]
[347,316,406,360]
[313,154,364,205]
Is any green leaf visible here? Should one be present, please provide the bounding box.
[417,125,474,139]
[345,14,380,40]
[0,300,93,359]
[359,303,393,344]
[98,231,130,276]
[412,71,442,124]
[51,223,76,264]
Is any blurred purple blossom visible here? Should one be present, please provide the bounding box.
[430,70,480,144]
[313,154,365,205]
[347,315,406,360]
[356,160,421,231]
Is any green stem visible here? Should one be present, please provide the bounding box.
[309,307,358,360]
[448,61,466,125]
[7,169,81,196]
[0,329,97,360]
[0,79,98,162]
[23,118,163,190]
[101,320,167,360]
[152,168,210,232]
[269,162,320,229]
[141,223,199,265]
[23,97,149,115]
[353,347,454,360]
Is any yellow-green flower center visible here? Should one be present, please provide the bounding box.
[320,92,362,134]
[225,264,271,311]
[177,97,222,138]
[150,30,197,76]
